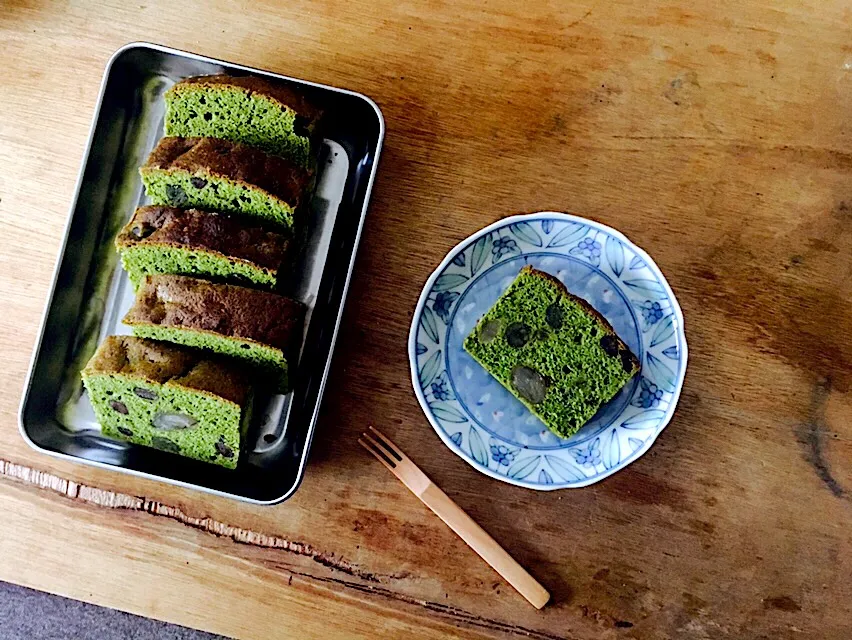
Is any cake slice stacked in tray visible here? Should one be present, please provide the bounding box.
[81,75,321,469]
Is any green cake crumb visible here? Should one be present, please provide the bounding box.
[81,336,253,469]
[139,137,314,232]
[123,275,306,393]
[121,244,276,289]
[140,167,297,229]
[130,324,291,391]
[115,206,291,289]
[164,75,322,168]
[464,266,639,438]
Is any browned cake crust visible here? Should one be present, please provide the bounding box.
[124,275,305,350]
[172,74,323,128]
[141,137,313,208]
[522,266,640,373]
[115,206,291,272]
[84,336,250,405]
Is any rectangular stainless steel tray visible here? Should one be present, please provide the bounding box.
[18,42,385,504]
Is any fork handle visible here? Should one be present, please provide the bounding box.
[418,483,551,609]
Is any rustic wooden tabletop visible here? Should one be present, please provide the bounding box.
[1,1,850,638]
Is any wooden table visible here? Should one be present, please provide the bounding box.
[1,1,850,638]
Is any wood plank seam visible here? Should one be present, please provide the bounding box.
[295,572,575,640]
[0,457,384,582]
[0,457,574,640]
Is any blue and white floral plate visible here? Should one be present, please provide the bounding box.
[408,212,687,490]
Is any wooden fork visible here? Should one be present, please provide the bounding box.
[359,426,551,609]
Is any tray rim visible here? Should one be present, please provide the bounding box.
[18,41,386,505]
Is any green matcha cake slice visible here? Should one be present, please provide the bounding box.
[82,336,252,469]
[116,205,293,289]
[139,137,313,231]
[164,74,322,168]
[464,266,639,438]
[123,274,305,392]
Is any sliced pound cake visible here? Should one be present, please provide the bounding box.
[123,275,305,392]
[164,74,322,168]
[82,336,252,469]
[116,205,293,289]
[139,137,313,231]
[464,266,639,438]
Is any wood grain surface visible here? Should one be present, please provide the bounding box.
[1,1,851,638]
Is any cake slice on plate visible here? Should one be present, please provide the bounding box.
[464,266,639,438]
[82,336,252,469]
[123,275,305,392]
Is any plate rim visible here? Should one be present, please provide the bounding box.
[408,211,689,490]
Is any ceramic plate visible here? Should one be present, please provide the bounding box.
[408,212,687,489]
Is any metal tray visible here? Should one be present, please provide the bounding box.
[18,42,385,504]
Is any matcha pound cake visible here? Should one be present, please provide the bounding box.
[139,137,313,231]
[82,336,252,469]
[123,274,306,392]
[164,74,322,168]
[464,266,639,438]
[116,205,293,289]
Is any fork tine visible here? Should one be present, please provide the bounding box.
[367,426,403,461]
[361,432,397,464]
[358,437,397,473]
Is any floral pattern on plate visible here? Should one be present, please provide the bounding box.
[408,212,688,489]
